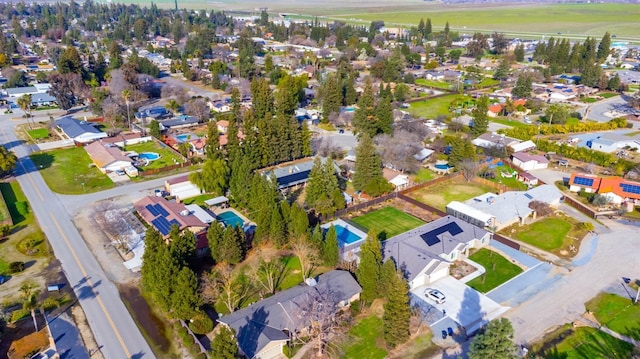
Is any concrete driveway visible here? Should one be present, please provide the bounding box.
[413,276,510,336]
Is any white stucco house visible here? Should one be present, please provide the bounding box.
[511,152,549,171]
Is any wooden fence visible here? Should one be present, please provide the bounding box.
[563,195,598,218]
[492,233,521,251]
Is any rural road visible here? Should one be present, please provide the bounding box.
[0,115,154,359]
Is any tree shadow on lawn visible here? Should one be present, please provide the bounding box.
[29,152,55,170]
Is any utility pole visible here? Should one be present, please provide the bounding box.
[174,0,178,11]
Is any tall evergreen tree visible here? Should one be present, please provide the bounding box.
[205,121,222,160]
[471,96,490,138]
[514,44,525,62]
[425,18,432,38]
[207,223,225,263]
[322,226,340,267]
[170,266,200,319]
[353,134,389,196]
[383,270,411,348]
[250,78,274,120]
[597,32,611,62]
[305,157,344,215]
[493,59,510,81]
[210,325,239,359]
[356,230,383,303]
[512,74,532,99]
[379,259,397,297]
[352,79,376,137]
[321,73,342,122]
[375,96,393,135]
[468,318,518,359]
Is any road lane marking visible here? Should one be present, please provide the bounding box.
[49,212,132,358]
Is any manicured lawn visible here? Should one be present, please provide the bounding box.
[580,97,599,103]
[0,181,32,226]
[532,324,634,359]
[507,217,572,252]
[466,248,523,293]
[599,92,619,99]
[482,165,528,190]
[351,206,425,239]
[406,94,465,119]
[0,258,9,276]
[125,140,185,170]
[414,168,437,184]
[478,78,500,88]
[490,118,531,129]
[343,315,387,359]
[182,193,213,206]
[415,78,452,90]
[30,147,114,194]
[409,177,496,211]
[27,128,50,140]
[586,293,640,341]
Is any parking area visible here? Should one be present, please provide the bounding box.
[412,276,510,336]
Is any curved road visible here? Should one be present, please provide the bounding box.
[1,118,153,359]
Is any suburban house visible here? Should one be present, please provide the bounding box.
[216,120,229,134]
[165,174,203,202]
[517,171,539,186]
[100,133,152,147]
[30,92,57,107]
[135,106,170,121]
[158,115,200,130]
[471,132,521,150]
[509,140,536,153]
[84,141,133,173]
[134,196,209,238]
[55,116,108,143]
[511,152,549,171]
[381,216,492,289]
[218,270,362,359]
[568,173,640,205]
[446,184,564,230]
[413,148,435,164]
[262,157,339,190]
[579,132,640,153]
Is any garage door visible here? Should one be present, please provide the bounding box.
[428,266,449,283]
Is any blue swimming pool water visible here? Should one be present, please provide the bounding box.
[434,163,451,170]
[176,134,198,142]
[139,152,160,161]
[217,211,244,228]
[334,225,363,245]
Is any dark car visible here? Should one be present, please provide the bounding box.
[447,327,454,336]
[0,275,5,284]
[441,330,448,339]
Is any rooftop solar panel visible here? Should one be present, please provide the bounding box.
[146,204,159,217]
[276,170,312,188]
[155,204,170,217]
[151,217,171,236]
[419,222,463,247]
[621,183,640,194]
[573,176,594,187]
[169,219,180,227]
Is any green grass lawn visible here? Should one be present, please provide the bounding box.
[483,165,528,190]
[466,248,523,293]
[532,324,634,359]
[406,94,465,119]
[27,128,49,140]
[182,193,213,206]
[30,147,114,194]
[0,182,32,226]
[478,78,500,88]
[599,92,619,99]
[0,258,9,276]
[343,315,387,359]
[409,177,496,211]
[490,118,531,129]
[586,293,640,341]
[414,168,437,184]
[125,141,185,170]
[507,216,572,252]
[580,97,599,103]
[351,206,425,239]
[415,78,452,90]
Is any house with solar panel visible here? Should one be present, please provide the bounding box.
[568,173,640,206]
[134,196,209,244]
[380,216,492,289]
[262,157,340,190]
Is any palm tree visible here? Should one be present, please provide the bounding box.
[20,283,39,331]
[165,99,180,116]
[17,94,33,129]
[122,89,132,130]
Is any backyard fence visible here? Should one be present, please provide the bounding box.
[491,233,521,251]
[563,195,598,219]
[138,161,192,177]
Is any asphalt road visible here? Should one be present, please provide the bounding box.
[0,116,154,359]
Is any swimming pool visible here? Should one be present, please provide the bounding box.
[434,163,452,170]
[176,133,199,142]
[334,224,364,245]
[138,152,160,161]
[217,211,244,228]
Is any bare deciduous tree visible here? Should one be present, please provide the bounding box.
[459,158,481,182]
[375,129,422,173]
[201,264,253,313]
[253,259,289,296]
[184,98,211,122]
[291,239,319,283]
[528,201,554,217]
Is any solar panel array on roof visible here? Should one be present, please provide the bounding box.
[146,204,159,216]
[573,176,594,186]
[621,183,640,194]
[419,222,463,247]
[155,204,169,217]
[276,170,312,188]
[152,217,172,236]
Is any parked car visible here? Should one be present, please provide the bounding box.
[115,169,125,176]
[441,330,448,339]
[425,288,446,304]
[0,275,5,284]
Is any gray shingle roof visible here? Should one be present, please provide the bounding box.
[55,116,103,138]
[218,270,361,358]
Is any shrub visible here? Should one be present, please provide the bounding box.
[11,308,30,322]
[177,326,189,341]
[189,313,214,335]
[182,333,195,347]
[9,261,25,273]
[579,222,595,231]
[188,342,202,355]
[0,224,11,237]
[42,296,62,311]
[15,201,29,216]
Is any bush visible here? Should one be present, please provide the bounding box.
[9,261,25,273]
[188,343,202,355]
[177,326,189,341]
[11,308,29,322]
[15,201,29,216]
[42,296,62,311]
[0,224,11,237]
[189,313,214,335]
[579,222,595,231]
[182,333,195,347]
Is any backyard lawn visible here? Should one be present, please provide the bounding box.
[30,147,114,194]
[406,94,465,119]
[351,206,425,239]
[409,177,496,211]
[466,248,523,293]
[482,165,528,190]
[415,78,452,90]
[126,140,185,170]
[532,324,634,359]
[27,128,50,140]
[413,168,437,184]
[586,293,640,340]
[343,315,387,359]
[504,215,580,254]
[490,118,531,129]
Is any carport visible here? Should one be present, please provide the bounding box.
[412,276,510,335]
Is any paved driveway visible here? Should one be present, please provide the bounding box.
[413,276,510,335]
[47,310,90,359]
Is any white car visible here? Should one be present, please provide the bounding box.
[425,288,446,304]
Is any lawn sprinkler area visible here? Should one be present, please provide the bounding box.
[409,177,496,211]
[350,206,425,239]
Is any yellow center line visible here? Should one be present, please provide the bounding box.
[49,212,132,358]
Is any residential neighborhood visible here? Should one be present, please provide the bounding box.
[0,1,640,359]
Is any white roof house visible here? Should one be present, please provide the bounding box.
[511,152,549,171]
[55,116,108,143]
[509,140,536,153]
[446,201,495,229]
[389,174,409,189]
[184,204,216,224]
[165,174,203,202]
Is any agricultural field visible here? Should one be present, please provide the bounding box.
[350,206,425,239]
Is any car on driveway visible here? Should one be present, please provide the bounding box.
[425,288,446,304]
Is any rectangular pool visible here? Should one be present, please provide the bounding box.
[217,211,244,228]
[334,224,364,245]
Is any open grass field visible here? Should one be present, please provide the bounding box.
[531,324,634,359]
[351,206,425,239]
[30,147,114,194]
[126,141,185,170]
[586,293,640,341]
[409,177,496,211]
[343,315,387,359]
[413,168,437,184]
[466,248,523,293]
[406,94,465,120]
[506,217,571,252]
